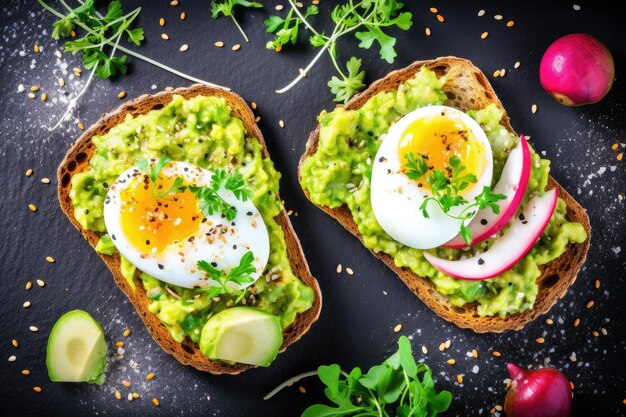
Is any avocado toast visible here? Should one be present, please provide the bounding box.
[299,57,590,333]
[58,85,321,374]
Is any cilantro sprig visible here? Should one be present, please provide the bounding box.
[264,336,452,416]
[265,0,412,103]
[211,0,263,43]
[404,153,506,245]
[197,251,256,299]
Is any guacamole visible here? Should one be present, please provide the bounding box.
[300,67,587,317]
[70,95,314,343]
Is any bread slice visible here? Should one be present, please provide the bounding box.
[299,57,590,333]
[57,85,322,374]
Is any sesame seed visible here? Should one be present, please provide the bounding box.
[251,102,257,109]
[41,93,48,102]
[118,91,126,99]
[46,256,55,263]
[34,44,40,53]
[161,33,170,40]
[214,41,224,48]
[574,318,581,327]
[500,68,506,77]
[25,169,33,177]
[506,20,515,27]
[494,14,503,20]
[275,4,284,10]
[492,351,501,357]
[436,14,444,22]
[569,354,577,362]
[495,405,503,412]
[445,340,451,349]
[115,341,124,347]
[12,339,18,348]
[601,327,608,336]
[618,153,624,161]
[312,0,319,4]
[346,267,354,275]
[180,12,186,20]
[478,9,485,16]
[23,301,31,308]
[146,372,155,380]
[59,78,65,87]
[295,2,303,7]
[298,386,306,394]
[123,329,131,337]
[493,70,501,78]
[531,104,537,113]
[425,27,431,36]
[232,44,241,51]
[439,343,445,352]
[41,178,50,184]
[592,331,599,337]
[33,386,41,393]
[55,50,62,58]
[570,381,575,390]
[535,337,545,344]
[472,349,478,358]
[115,391,121,400]
[31,85,39,92]
[29,326,38,332]
[28,204,37,212]
[152,398,160,406]
[25,282,32,290]
[393,324,402,333]
[122,380,131,387]
[132,393,139,399]
[514,61,520,69]
[36,279,44,287]
[22,369,30,375]
[73,67,82,75]
[8,355,16,362]
[170,0,178,5]
[546,318,554,325]
[77,122,84,130]
[127,393,133,401]
[180,44,189,52]
[457,375,463,384]
[159,18,165,26]
[481,32,489,39]
[336,264,342,273]
[447,359,456,365]
[586,300,594,309]
[28,93,35,99]
[279,120,285,128]
[573,4,581,11]
[422,346,428,354]
[254,115,261,123]
[429,7,438,13]
[595,279,600,289]
[611,143,619,150]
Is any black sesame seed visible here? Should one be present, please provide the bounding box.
[211,262,217,267]
[519,213,525,221]
[111,234,116,240]
[480,219,488,225]
[158,264,164,270]
[478,258,485,265]
[103,182,109,188]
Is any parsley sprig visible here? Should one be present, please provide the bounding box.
[211,0,263,43]
[136,156,184,199]
[264,336,452,417]
[197,251,256,299]
[404,153,506,245]
[265,0,412,103]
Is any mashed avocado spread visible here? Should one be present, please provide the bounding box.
[70,95,314,343]
[300,67,587,317]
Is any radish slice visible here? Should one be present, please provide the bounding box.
[424,189,558,280]
[443,135,531,249]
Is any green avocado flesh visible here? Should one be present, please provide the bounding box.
[300,67,587,318]
[199,307,282,367]
[46,310,107,384]
[70,95,313,365]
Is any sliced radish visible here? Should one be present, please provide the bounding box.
[444,135,531,249]
[424,189,558,280]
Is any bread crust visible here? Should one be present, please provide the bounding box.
[57,85,322,374]
[298,57,590,333]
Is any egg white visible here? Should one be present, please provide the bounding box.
[370,105,493,250]
[103,161,270,290]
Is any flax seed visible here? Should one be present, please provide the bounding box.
[122,380,131,387]
[170,0,178,5]
[546,318,554,325]
[77,122,84,130]
[612,143,619,150]
[12,339,18,348]
[132,393,139,399]
[33,386,41,393]
[115,341,124,347]
[618,153,623,161]
[59,78,65,87]
[472,349,478,358]
[492,351,501,357]
[115,391,121,400]
[34,44,40,53]
[25,282,32,290]
[457,375,463,384]
[586,300,594,308]
[506,20,515,27]
[436,14,444,22]
[298,386,306,394]
[251,102,257,109]
[31,85,40,92]
[592,331,599,337]
[493,70,501,77]
[22,369,30,375]
[574,318,581,327]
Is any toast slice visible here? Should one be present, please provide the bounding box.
[58,85,322,374]
[298,57,590,333]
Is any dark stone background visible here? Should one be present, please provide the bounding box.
[1,1,624,416]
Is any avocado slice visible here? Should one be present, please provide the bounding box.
[46,310,107,384]
[199,307,282,367]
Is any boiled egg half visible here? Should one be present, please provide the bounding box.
[371,105,493,249]
[103,161,270,289]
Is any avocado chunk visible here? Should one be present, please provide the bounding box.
[46,310,107,384]
[199,307,282,367]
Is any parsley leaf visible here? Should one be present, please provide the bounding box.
[178,314,204,334]
[264,6,319,50]
[327,57,366,104]
[182,169,251,221]
[211,0,263,42]
[197,251,257,299]
[403,152,429,180]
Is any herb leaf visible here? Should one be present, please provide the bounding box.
[179,314,203,334]
[327,57,365,104]
[211,0,263,42]
[185,169,251,221]
[196,251,257,299]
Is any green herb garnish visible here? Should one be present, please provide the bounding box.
[178,314,204,334]
[197,251,256,298]
[211,0,263,43]
[264,336,452,416]
[265,0,412,103]
[404,153,506,245]
[136,155,185,199]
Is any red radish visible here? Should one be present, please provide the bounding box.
[540,34,614,106]
[504,363,572,417]
[444,135,531,249]
[424,189,557,280]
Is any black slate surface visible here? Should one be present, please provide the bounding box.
[1,1,625,416]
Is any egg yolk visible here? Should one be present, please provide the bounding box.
[398,114,484,194]
[119,174,202,254]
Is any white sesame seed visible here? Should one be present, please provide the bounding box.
[478,9,485,17]
[346,267,354,275]
[41,178,50,184]
[55,50,62,58]
[421,346,428,354]
[36,279,45,287]
[275,4,284,10]
[514,61,520,69]
[393,324,402,333]
[29,326,38,332]
[279,120,285,128]
[336,264,342,273]
[531,104,537,114]
[8,355,16,362]
[179,44,189,52]
[494,14,503,20]
[573,4,581,10]
[23,301,31,308]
